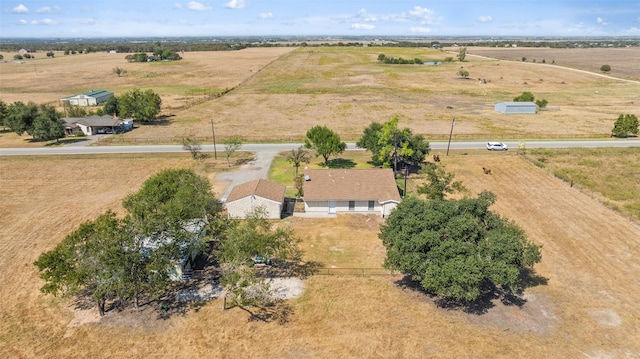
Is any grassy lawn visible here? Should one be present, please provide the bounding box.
[268,149,377,187]
[525,147,640,220]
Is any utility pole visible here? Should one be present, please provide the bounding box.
[403,166,408,198]
[393,132,398,178]
[446,117,456,156]
[211,118,217,160]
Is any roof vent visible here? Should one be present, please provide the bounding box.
[304,175,310,181]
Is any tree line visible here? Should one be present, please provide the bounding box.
[0,100,65,141]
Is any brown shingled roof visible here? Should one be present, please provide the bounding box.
[303,168,401,203]
[226,178,286,203]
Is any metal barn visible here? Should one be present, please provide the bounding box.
[494,102,537,114]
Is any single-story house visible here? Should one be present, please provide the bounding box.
[494,102,537,114]
[60,89,114,106]
[63,115,133,136]
[225,178,286,219]
[303,168,401,218]
[142,219,206,281]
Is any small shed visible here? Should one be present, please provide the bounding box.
[494,102,537,114]
[225,179,286,219]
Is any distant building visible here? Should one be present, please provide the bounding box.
[63,115,133,136]
[494,102,537,114]
[60,89,114,106]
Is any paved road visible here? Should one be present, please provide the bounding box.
[2,139,638,202]
[1,140,639,156]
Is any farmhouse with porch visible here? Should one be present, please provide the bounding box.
[60,89,114,106]
[302,168,401,217]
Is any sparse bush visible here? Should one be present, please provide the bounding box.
[514,91,535,102]
[536,99,548,109]
[600,64,611,73]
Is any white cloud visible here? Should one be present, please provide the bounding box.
[31,18,57,25]
[258,12,273,19]
[19,19,27,24]
[478,16,493,23]
[79,18,96,25]
[411,26,431,33]
[224,0,246,9]
[8,4,29,13]
[187,1,212,11]
[351,23,375,30]
[174,3,183,9]
[626,27,639,33]
[597,17,610,26]
[405,6,438,24]
[37,6,59,13]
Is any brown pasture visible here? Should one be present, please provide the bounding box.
[2,46,640,147]
[468,46,640,80]
[2,151,640,357]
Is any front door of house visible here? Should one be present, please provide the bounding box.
[329,201,336,214]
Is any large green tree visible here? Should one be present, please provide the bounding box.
[4,101,38,136]
[217,207,302,310]
[4,102,64,141]
[102,95,119,117]
[34,211,131,316]
[118,88,162,122]
[357,117,430,168]
[612,113,639,138]
[35,168,222,314]
[30,105,65,142]
[380,193,541,302]
[304,125,347,165]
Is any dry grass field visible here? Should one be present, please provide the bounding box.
[468,47,640,80]
[2,46,639,147]
[2,44,639,357]
[2,151,640,358]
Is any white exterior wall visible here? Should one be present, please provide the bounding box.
[226,196,282,219]
[304,200,387,216]
[381,202,399,218]
[76,123,93,136]
[68,95,97,106]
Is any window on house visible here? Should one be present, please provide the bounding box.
[368,201,375,210]
[348,201,355,211]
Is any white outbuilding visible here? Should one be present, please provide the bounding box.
[494,102,537,114]
[60,89,114,106]
[225,179,286,219]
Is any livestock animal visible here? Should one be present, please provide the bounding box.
[482,167,492,175]
[433,154,441,163]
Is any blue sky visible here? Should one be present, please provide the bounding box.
[1,1,639,38]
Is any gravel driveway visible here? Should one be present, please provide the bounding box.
[216,148,282,201]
